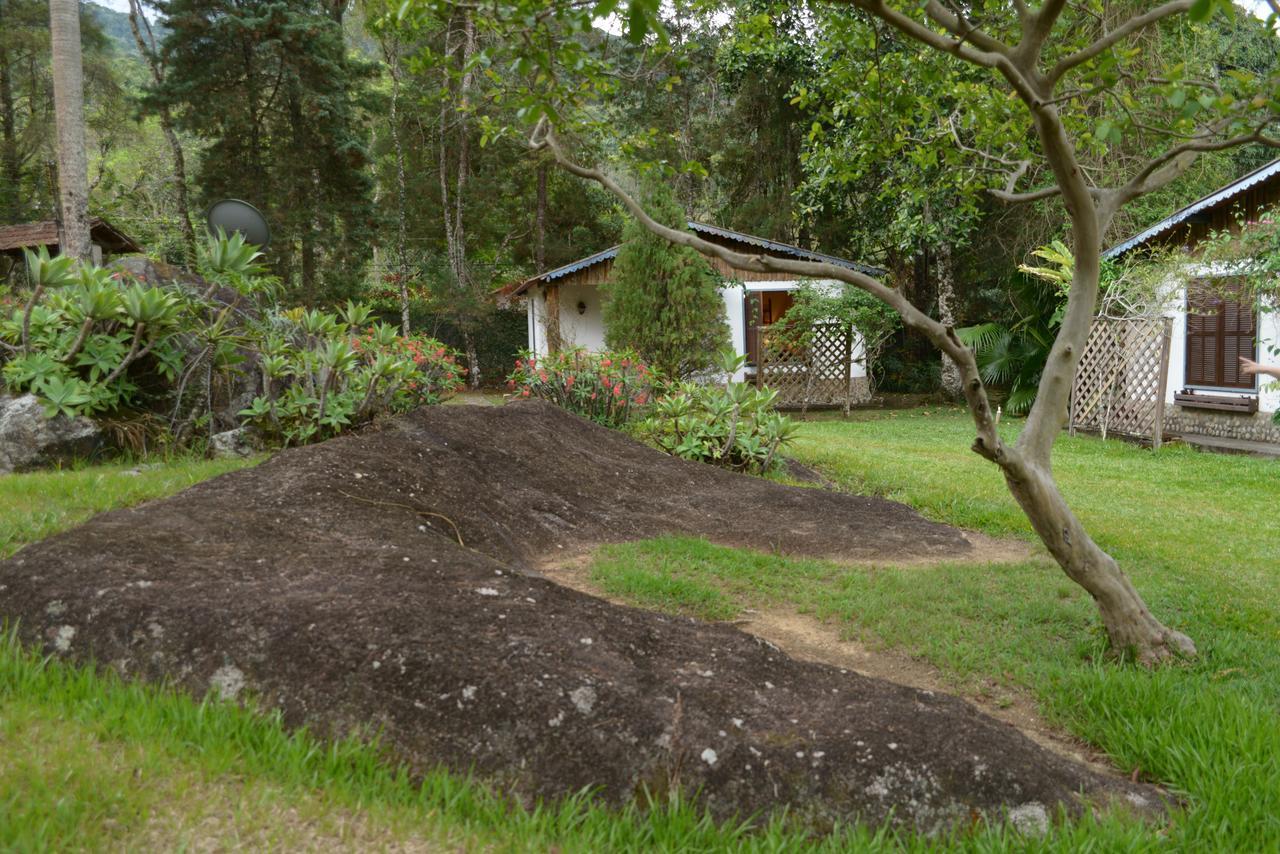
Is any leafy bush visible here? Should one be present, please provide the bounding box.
[1,248,190,418]
[636,361,799,474]
[507,348,653,428]
[1,235,464,453]
[238,301,464,446]
[957,263,1066,415]
[510,347,797,474]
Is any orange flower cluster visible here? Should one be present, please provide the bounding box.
[507,350,654,427]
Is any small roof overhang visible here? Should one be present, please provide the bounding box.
[1104,158,1280,260]
[0,216,143,257]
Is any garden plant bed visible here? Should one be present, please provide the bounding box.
[0,401,1162,833]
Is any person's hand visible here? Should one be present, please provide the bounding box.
[1239,356,1263,376]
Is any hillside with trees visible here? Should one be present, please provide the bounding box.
[2,0,1277,385]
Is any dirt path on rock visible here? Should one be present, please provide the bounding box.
[538,537,1121,783]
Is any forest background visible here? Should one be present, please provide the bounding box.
[2,0,1275,388]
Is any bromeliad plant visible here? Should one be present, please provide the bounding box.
[507,348,653,428]
[636,363,799,474]
[238,301,463,446]
[1,248,187,418]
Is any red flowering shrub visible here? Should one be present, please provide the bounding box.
[507,348,654,428]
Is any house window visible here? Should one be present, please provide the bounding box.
[1184,278,1257,391]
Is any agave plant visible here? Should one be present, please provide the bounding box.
[19,247,77,354]
[200,228,266,279]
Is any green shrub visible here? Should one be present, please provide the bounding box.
[636,353,799,474]
[506,348,654,428]
[601,177,729,379]
[1,235,464,454]
[1,248,191,418]
[237,302,464,446]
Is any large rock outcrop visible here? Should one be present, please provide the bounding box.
[0,402,1164,832]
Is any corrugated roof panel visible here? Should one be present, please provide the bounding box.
[687,221,886,276]
[512,222,884,295]
[1104,159,1280,259]
[543,245,621,281]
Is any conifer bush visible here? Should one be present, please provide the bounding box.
[602,177,729,379]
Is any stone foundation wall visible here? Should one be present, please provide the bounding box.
[1164,405,1280,444]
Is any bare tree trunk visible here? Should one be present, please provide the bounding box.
[999,458,1194,658]
[386,37,411,337]
[48,0,91,262]
[535,160,548,272]
[544,281,561,354]
[935,243,963,400]
[463,331,479,390]
[127,0,196,264]
[439,11,480,388]
[301,214,317,303]
[0,25,22,221]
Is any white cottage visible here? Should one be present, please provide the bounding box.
[505,222,885,400]
[1104,159,1280,447]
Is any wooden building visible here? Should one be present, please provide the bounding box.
[0,217,143,267]
[1105,158,1280,445]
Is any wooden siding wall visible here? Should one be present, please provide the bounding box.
[1146,180,1280,255]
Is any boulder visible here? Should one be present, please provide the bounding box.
[209,425,259,458]
[0,394,102,475]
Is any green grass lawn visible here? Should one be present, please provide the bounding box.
[0,456,264,559]
[4,418,1279,850]
[591,408,1280,849]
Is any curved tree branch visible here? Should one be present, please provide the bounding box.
[922,1,1010,55]
[1116,127,1280,205]
[1048,0,1194,85]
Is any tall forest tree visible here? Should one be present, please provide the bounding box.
[126,0,196,263]
[47,0,91,261]
[147,0,377,302]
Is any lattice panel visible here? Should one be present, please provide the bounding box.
[1068,317,1172,448]
[757,322,859,411]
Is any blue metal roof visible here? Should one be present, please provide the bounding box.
[1104,158,1280,259]
[513,222,882,294]
[542,245,621,282]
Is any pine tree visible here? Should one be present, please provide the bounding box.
[603,177,728,379]
[147,0,376,302]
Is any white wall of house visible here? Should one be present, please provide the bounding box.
[527,282,608,357]
[1159,272,1280,414]
[528,278,867,383]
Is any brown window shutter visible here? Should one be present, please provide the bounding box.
[1184,279,1257,389]
[1185,283,1217,387]
[1221,285,1257,388]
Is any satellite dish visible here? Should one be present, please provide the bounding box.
[206,199,271,249]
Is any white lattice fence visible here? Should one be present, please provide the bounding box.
[758,323,857,411]
[1068,317,1172,448]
